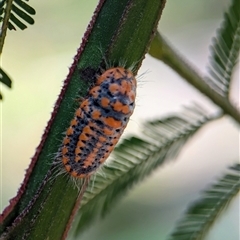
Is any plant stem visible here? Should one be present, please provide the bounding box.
[149,32,240,125]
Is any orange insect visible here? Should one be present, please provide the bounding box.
[60,67,136,178]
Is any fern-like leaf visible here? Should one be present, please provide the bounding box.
[168,163,240,240]
[0,0,35,98]
[70,105,221,237]
[0,0,35,31]
[206,0,240,97]
[0,67,12,100]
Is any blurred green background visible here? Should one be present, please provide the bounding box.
[1,0,239,239]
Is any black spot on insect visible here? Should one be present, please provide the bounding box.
[95,120,103,126]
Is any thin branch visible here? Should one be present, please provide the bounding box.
[149,32,240,125]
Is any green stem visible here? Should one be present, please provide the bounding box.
[149,32,240,125]
[0,0,13,55]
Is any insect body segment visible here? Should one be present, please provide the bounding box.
[61,67,136,178]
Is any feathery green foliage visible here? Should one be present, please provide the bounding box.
[0,0,35,99]
[71,106,221,237]
[206,0,240,97]
[0,67,11,99]
[168,163,240,240]
[0,0,35,30]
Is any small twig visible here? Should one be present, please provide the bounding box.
[149,32,240,125]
